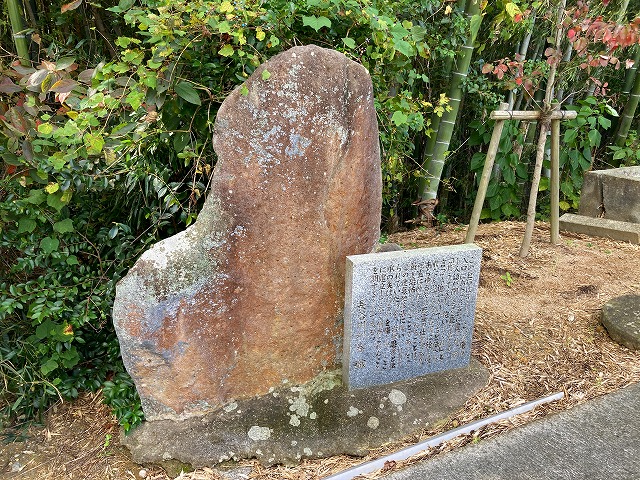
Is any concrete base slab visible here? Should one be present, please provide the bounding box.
[559,213,640,244]
[602,295,640,350]
[121,360,488,467]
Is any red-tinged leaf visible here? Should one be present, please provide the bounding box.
[515,77,523,85]
[513,13,522,23]
[12,65,35,76]
[41,60,56,71]
[61,0,83,13]
[0,77,22,94]
[22,139,34,162]
[78,69,95,84]
[481,63,493,74]
[544,47,555,57]
[626,58,635,69]
[50,78,78,93]
[496,69,505,80]
[568,28,576,40]
[56,91,72,104]
[27,69,49,88]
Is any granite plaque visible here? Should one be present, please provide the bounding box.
[343,244,482,389]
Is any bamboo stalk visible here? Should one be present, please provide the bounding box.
[615,68,640,149]
[417,0,481,205]
[7,0,30,65]
[465,102,510,243]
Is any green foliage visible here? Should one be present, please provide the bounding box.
[468,96,615,221]
[559,97,615,211]
[469,119,528,221]
[608,130,640,167]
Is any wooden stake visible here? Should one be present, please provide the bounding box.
[465,102,509,244]
[490,110,577,121]
[550,118,561,244]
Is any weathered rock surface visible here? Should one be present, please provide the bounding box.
[602,295,640,350]
[578,166,640,223]
[113,45,382,420]
[122,360,489,466]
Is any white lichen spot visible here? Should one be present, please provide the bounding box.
[347,406,360,417]
[309,412,317,420]
[324,399,329,404]
[268,387,275,393]
[303,448,312,456]
[291,440,298,447]
[223,402,238,413]
[268,457,274,463]
[248,426,272,441]
[289,414,301,427]
[389,389,407,406]
[367,416,380,430]
[289,396,310,417]
[255,449,263,456]
[379,403,385,409]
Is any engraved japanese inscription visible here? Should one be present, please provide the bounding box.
[343,244,482,389]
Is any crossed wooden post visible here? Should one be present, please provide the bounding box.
[465,102,578,249]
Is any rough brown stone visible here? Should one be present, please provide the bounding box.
[113,45,382,421]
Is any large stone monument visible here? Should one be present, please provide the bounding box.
[113,45,382,421]
[116,46,489,467]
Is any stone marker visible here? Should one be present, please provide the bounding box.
[561,166,640,243]
[343,244,482,389]
[579,166,640,223]
[113,45,382,421]
[602,294,640,350]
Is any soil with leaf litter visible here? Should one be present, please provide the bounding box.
[2,221,639,480]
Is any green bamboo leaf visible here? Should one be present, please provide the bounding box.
[469,14,483,43]
[175,82,201,105]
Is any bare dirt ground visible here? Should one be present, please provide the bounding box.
[2,221,640,480]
